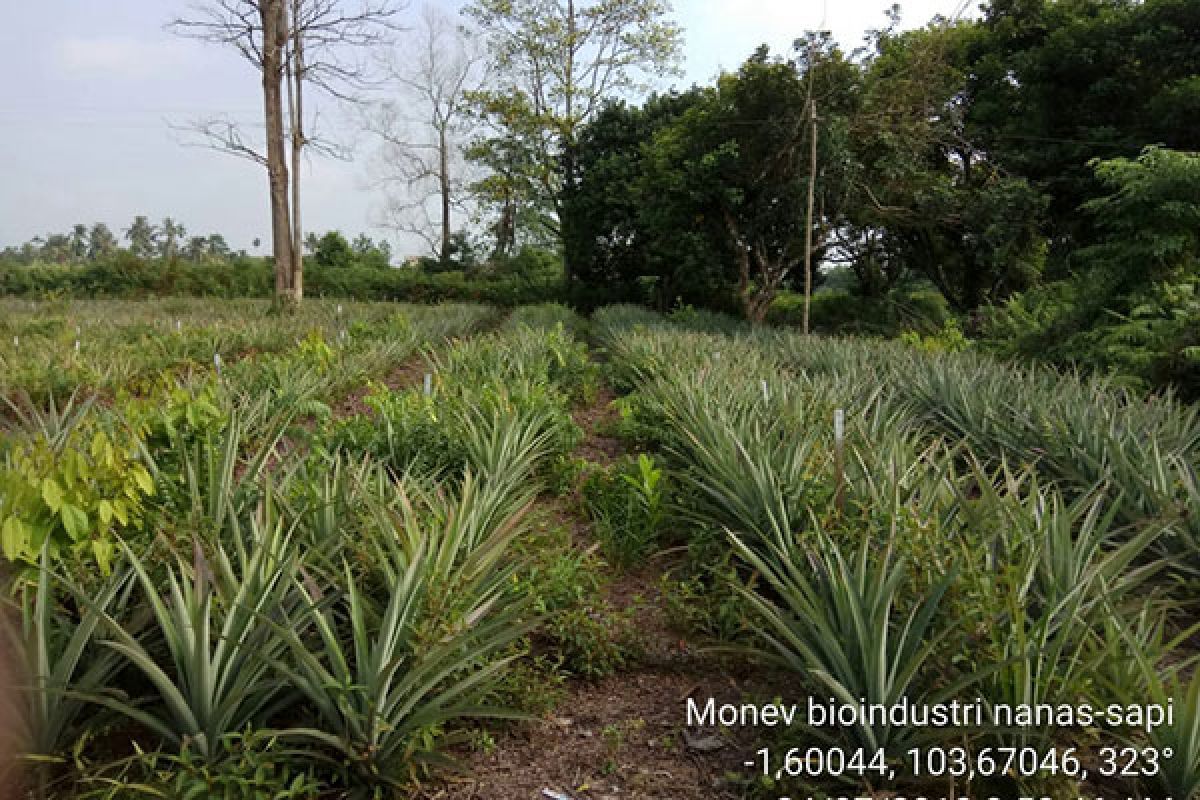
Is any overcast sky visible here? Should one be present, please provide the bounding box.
[0,0,976,256]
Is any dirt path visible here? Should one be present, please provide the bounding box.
[424,364,768,800]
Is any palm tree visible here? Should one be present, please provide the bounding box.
[184,236,209,262]
[160,217,186,259]
[88,223,118,260]
[69,224,89,262]
[207,234,232,261]
[124,216,158,259]
[43,234,71,264]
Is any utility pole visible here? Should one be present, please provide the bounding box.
[802,96,818,335]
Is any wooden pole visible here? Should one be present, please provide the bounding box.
[802,97,818,336]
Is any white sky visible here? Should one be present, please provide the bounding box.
[0,0,977,257]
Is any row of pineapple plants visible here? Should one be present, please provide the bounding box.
[763,332,1200,570]
[593,305,1200,799]
[0,296,496,406]
[0,303,600,796]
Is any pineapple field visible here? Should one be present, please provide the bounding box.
[1,298,1198,799]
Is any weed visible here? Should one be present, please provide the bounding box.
[582,453,667,567]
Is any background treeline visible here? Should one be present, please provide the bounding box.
[0,220,565,306]
[0,219,392,271]
[0,254,563,308]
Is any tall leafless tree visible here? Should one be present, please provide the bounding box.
[366,4,486,260]
[170,0,402,305]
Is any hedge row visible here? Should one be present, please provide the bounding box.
[0,257,565,307]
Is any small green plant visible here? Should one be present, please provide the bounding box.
[546,600,644,679]
[85,730,321,800]
[296,328,336,370]
[466,728,498,755]
[488,653,567,716]
[601,723,624,774]
[1,416,155,572]
[899,318,970,353]
[582,454,666,567]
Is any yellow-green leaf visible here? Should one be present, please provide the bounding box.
[132,467,154,496]
[111,500,129,527]
[1,517,27,561]
[92,539,114,575]
[60,504,89,541]
[41,478,64,513]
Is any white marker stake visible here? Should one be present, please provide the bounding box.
[424,373,433,396]
[176,319,182,332]
[214,353,223,376]
[74,339,80,353]
[761,379,770,402]
[336,304,343,317]
[833,408,846,513]
[713,351,721,361]
[13,335,18,349]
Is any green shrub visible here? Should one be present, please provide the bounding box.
[581,454,667,568]
[546,602,644,680]
[1,402,154,572]
[899,318,970,353]
[768,287,952,336]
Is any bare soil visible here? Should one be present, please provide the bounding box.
[571,387,626,466]
[422,668,762,800]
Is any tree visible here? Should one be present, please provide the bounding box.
[983,147,1200,397]
[369,4,486,260]
[566,42,866,319]
[42,234,71,265]
[465,100,556,260]
[634,50,832,322]
[563,90,709,307]
[124,216,158,259]
[170,0,401,305]
[69,224,89,263]
[352,233,392,268]
[160,217,187,260]
[184,236,210,262]
[207,234,232,260]
[87,223,118,260]
[464,0,683,282]
[314,231,355,267]
[963,0,1200,268]
[1078,147,1200,290]
[789,19,1048,311]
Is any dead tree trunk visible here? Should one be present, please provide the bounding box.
[439,124,451,259]
[288,0,305,302]
[261,0,295,305]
